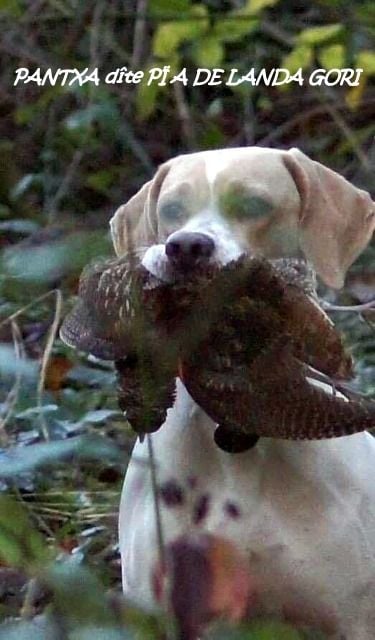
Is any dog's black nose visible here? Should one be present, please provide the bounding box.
[165,232,215,268]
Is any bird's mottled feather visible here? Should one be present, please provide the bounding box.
[60,253,375,450]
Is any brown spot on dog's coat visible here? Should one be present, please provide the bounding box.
[159,480,185,507]
[224,501,241,519]
[193,493,210,525]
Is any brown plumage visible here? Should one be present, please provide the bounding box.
[60,253,375,451]
[60,255,176,435]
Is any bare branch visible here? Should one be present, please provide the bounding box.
[37,289,63,441]
[131,0,149,69]
[173,82,197,150]
[322,300,375,312]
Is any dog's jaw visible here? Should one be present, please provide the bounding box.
[141,244,176,282]
[142,210,246,282]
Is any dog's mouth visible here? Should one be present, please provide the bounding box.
[141,243,248,285]
[169,258,220,283]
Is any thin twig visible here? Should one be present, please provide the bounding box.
[90,1,105,72]
[362,314,375,333]
[322,300,375,312]
[146,434,178,639]
[37,289,63,441]
[0,289,60,330]
[20,577,40,620]
[258,105,333,146]
[20,0,45,23]
[131,0,149,69]
[0,290,64,442]
[322,95,371,171]
[146,434,165,566]
[258,99,375,148]
[173,82,197,150]
[242,91,255,145]
[46,1,105,221]
[1,34,53,68]
[261,18,294,47]
[43,105,58,224]
[119,120,155,174]
[15,487,56,539]
[47,149,84,220]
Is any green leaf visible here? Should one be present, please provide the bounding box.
[0,204,11,218]
[0,344,38,380]
[0,435,122,478]
[0,219,40,234]
[136,57,179,120]
[82,409,120,423]
[153,4,208,58]
[318,44,345,68]
[210,620,303,639]
[153,22,189,58]
[46,561,120,628]
[150,0,191,16]
[192,36,224,67]
[65,102,120,135]
[297,23,343,45]
[4,230,111,282]
[136,73,162,120]
[14,87,64,125]
[14,104,40,126]
[71,628,132,640]
[86,169,115,194]
[0,0,22,17]
[65,364,115,387]
[0,619,58,640]
[212,16,258,43]
[16,404,58,419]
[282,45,313,73]
[345,79,367,111]
[356,50,375,75]
[244,0,280,12]
[10,174,42,200]
[0,496,49,568]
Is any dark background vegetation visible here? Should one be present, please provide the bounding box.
[0,0,374,638]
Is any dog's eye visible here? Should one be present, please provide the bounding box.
[221,191,272,221]
[160,202,185,222]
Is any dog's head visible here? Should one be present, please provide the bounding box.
[110,147,374,288]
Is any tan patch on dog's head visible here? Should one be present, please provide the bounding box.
[110,147,374,288]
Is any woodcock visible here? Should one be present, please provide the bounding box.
[60,253,375,452]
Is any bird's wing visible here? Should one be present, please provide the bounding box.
[242,339,374,439]
[182,335,374,442]
[247,257,354,380]
[59,298,119,359]
[60,256,145,359]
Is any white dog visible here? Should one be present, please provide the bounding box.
[111,147,375,639]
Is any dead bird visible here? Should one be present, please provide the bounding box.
[60,253,218,435]
[60,254,176,435]
[60,254,375,452]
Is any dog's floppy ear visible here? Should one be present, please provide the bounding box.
[283,148,375,288]
[110,161,172,256]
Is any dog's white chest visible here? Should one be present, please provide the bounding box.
[119,381,375,637]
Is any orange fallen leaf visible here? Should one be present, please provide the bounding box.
[44,355,73,392]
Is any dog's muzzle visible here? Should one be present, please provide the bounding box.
[165,231,215,271]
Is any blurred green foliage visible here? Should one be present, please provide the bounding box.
[0,0,374,638]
